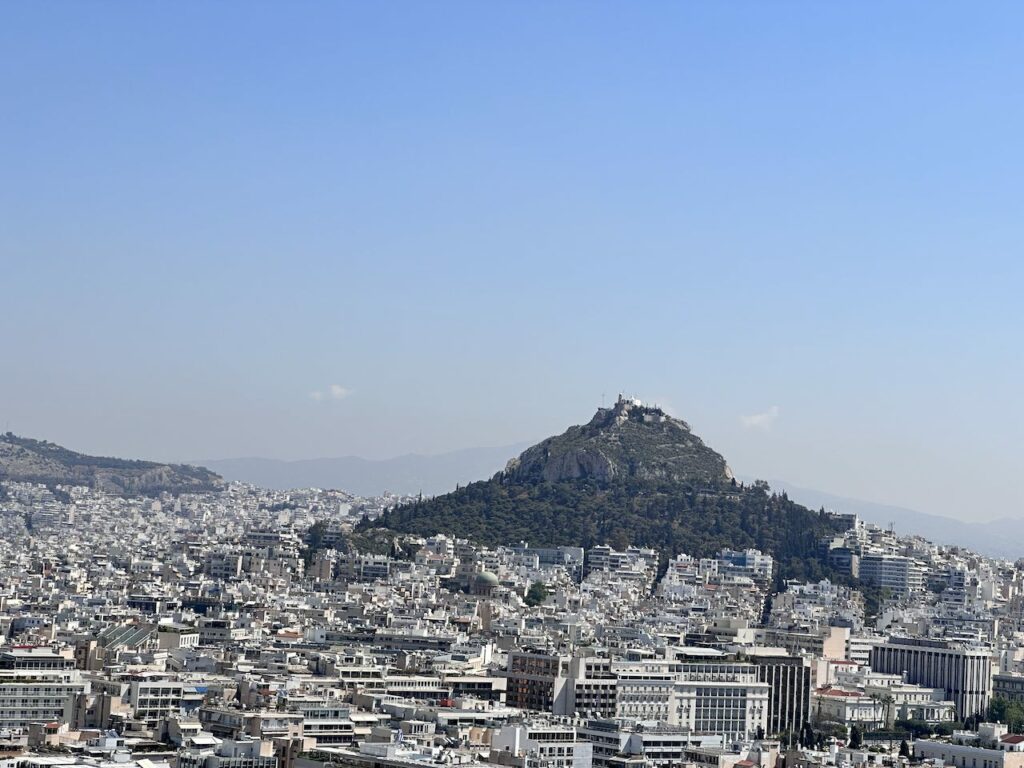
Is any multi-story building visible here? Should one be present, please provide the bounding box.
[505,652,617,717]
[0,647,86,732]
[491,721,592,768]
[503,652,574,715]
[566,657,617,718]
[762,626,849,661]
[994,673,1024,704]
[870,636,992,719]
[586,547,658,578]
[290,700,355,746]
[813,687,886,730]
[578,719,723,768]
[614,664,677,723]
[179,738,279,768]
[749,653,811,738]
[859,554,925,596]
[717,550,774,586]
[674,662,769,742]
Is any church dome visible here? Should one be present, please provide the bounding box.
[474,571,499,587]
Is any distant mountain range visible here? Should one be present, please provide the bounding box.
[0,433,222,496]
[759,479,1021,560]
[199,443,531,497]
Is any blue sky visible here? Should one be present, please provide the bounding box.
[3,3,1023,521]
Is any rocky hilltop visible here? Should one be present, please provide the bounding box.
[0,433,223,496]
[504,396,733,485]
[367,397,846,581]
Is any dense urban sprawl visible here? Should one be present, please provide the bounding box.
[0,480,1022,768]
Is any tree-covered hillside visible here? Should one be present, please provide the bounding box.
[370,477,843,580]
[363,399,847,581]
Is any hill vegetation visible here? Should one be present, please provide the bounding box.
[0,433,223,496]
[364,397,848,581]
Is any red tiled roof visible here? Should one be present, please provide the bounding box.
[816,686,864,698]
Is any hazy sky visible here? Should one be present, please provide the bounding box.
[4,3,1024,522]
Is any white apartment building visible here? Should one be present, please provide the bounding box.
[858,554,925,595]
[0,647,86,732]
[90,673,186,729]
[578,719,724,768]
[492,721,593,768]
[717,550,774,585]
[675,663,769,742]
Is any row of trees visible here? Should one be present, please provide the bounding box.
[810,717,958,749]
[778,721,912,755]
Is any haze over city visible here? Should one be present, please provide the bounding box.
[5,3,1024,522]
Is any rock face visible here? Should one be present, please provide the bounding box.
[503,395,733,486]
[0,433,223,496]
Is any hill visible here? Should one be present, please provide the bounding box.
[0,433,223,496]
[366,397,848,581]
[200,442,531,496]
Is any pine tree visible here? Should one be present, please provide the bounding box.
[850,725,863,749]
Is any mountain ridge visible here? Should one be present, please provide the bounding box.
[0,433,222,496]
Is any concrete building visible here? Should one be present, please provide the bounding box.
[0,647,86,731]
[749,653,811,738]
[674,662,769,742]
[914,723,1024,768]
[870,636,993,719]
[491,721,593,768]
[762,626,849,661]
[179,738,279,768]
[858,554,925,596]
[505,651,569,714]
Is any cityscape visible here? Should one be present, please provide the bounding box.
[0,396,1023,768]
[5,7,1024,768]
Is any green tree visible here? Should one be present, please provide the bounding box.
[934,722,961,737]
[987,697,1024,733]
[849,725,863,749]
[525,581,549,607]
[899,741,911,759]
[895,719,933,739]
[363,461,851,584]
[800,722,815,748]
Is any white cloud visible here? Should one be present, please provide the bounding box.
[740,405,780,431]
[310,384,351,402]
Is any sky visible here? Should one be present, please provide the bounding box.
[3,2,1024,522]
